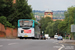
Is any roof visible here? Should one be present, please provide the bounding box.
[45,10,52,12]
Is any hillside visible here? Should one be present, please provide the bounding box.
[32,10,66,19]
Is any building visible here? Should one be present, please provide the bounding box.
[13,0,28,3]
[44,10,53,19]
[44,10,64,21]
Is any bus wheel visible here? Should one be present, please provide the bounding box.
[20,37,23,39]
[25,38,27,39]
[32,37,35,39]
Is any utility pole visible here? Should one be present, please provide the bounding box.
[52,24,53,35]
[74,8,75,40]
[68,11,70,39]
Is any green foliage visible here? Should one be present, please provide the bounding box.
[7,0,34,27]
[63,37,69,39]
[45,22,54,36]
[58,21,67,32]
[58,6,75,37]
[30,13,36,20]
[39,17,53,35]
[0,0,35,28]
[0,0,15,17]
[45,20,61,36]
[0,16,15,28]
[39,16,62,36]
[0,0,15,28]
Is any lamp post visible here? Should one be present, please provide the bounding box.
[74,7,75,40]
[42,31,44,36]
[68,11,70,39]
[72,5,75,40]
[65,32,66,39]
[52,24,53,35]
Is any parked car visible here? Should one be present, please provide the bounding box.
[47,37,50,39]
[57,36,63,40]
[54,35,58,39]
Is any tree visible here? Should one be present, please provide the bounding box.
[39,17,53,34]
[0,0,15,17]
[0,0,35,28]
[0,0,15,28]
[45,20,61,37]
[8,0,35,27]
[45,22,54,36]
[64,6,75,33]
[0,16,14,28]
[53,20,61,34]
[58,21,67,36]
[58,6,75,38]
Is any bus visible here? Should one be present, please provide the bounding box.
[18,19,40,39]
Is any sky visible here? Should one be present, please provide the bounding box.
[28,0,75,11]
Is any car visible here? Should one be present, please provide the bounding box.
[57,36,63,40]
[47,37,50,39]
[54,35,58,39]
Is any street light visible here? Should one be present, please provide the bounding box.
[68,11,70,39]
[71,5,75,40]
[42,31,43,35]
[73,6,75,40]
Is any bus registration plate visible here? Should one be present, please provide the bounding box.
[24,35,28,37]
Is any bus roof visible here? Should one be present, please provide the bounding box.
[18,19,33,21]
[18,19,39,25]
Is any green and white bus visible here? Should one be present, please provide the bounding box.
[18,19,40,39]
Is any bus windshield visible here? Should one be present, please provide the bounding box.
[19,20,33,27]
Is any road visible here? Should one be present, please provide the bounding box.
[0,39,75,50]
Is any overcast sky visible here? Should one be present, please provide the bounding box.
[28,0,75,11]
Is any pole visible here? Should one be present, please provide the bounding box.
[68,12,70,40]
[65,32,66,39]
[52,24,53,35]
[42,31,43,36]
[65,35,66,39]
[74,9,75,40]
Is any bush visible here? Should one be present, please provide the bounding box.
[0,16,15,28]
[63,37,69,39]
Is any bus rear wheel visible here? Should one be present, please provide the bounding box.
[19,37,23,39]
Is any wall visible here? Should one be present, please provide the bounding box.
[0,23,17,38]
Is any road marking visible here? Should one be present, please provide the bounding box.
[0,45,3,47]
[8,43,18,45]
[58,44,64,50]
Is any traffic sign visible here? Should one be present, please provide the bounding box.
[71,25,75,32]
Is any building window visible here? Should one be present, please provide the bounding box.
[48,13,50,15]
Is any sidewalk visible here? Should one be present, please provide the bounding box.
[59,39,75,45]
[0,37,19,39]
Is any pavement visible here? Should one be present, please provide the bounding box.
[59,39,75,45]
[0,38,75,50]
[0,39,61,50]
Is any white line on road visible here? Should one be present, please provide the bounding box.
[0,45,3,47]
[8,43,18,45]
[58,44,64,50]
